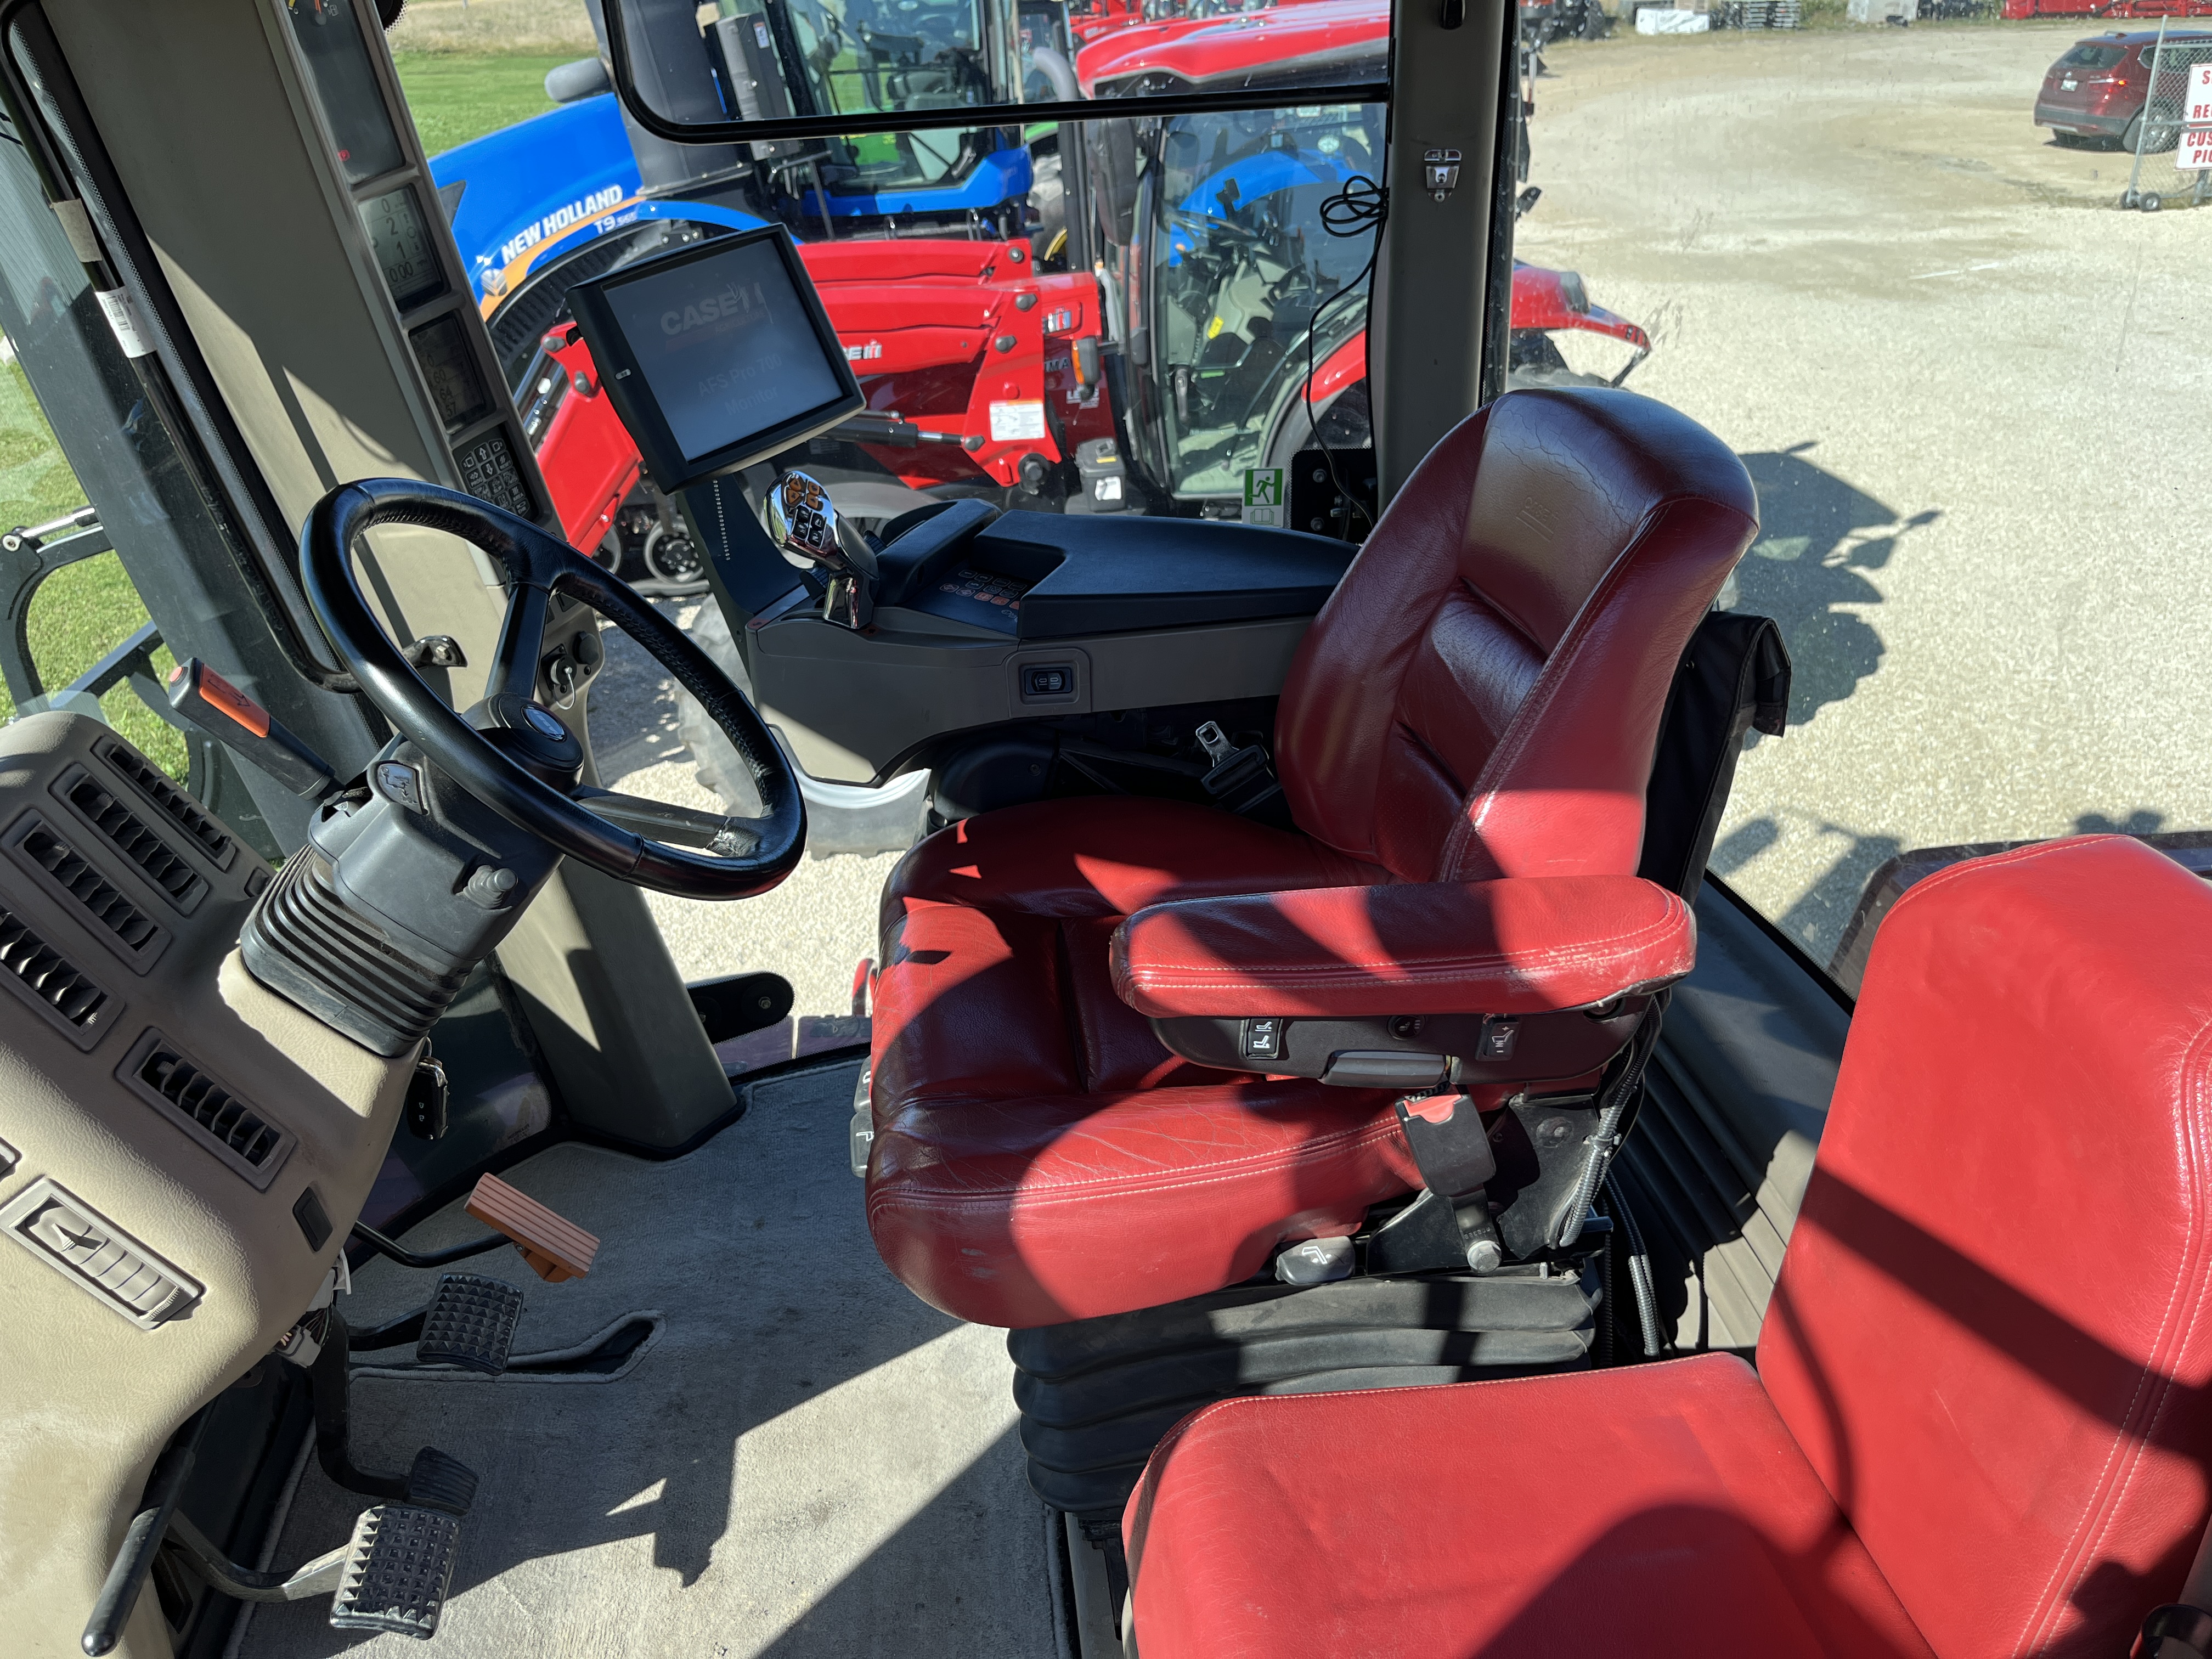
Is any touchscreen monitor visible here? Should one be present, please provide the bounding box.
[568,227,863,492]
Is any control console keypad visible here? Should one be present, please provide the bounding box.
[938,566,1030,611]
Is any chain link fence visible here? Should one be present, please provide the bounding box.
[2121,25,2212,213]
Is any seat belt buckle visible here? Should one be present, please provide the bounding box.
[1194,720,1282,817]
[1392,1092,1506,1274]
[2133,1604,2212,1659]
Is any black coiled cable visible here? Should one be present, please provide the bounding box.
[1302,173,1387,535]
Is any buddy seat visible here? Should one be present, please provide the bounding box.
[1119,835,2212,1658]
[864,387,1762,1333]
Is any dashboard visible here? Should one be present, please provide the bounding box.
[0,713,409,1659]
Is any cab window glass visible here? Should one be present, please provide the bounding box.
[1150,104,1383,498]
[0,134,190,779]
[769,0,993,116]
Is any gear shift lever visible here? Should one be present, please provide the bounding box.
[770,471,878,629]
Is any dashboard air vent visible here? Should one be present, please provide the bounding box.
[0,1176,202,1329]
[0,899,114,1048]
[57,766,207,913]
[120,1029,292,1189]
[95,737,235,869]
[12,817,161,960]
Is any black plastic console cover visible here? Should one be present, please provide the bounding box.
[955,511,1353,640]
[1150,1001,1650,1090]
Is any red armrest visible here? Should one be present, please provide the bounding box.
[1109,876,1695,1019]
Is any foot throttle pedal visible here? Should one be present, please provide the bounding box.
[416,1274,524,1375]
[464,1173,599,1283]
[330,1502,462,1639]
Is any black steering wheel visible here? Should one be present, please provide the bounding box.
[301,477,805,900]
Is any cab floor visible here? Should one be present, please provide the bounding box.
[231,1059,1056,1658]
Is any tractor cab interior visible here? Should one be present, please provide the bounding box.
[0,4,2205,1659]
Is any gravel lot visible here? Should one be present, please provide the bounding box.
[596,21,2209,1000]
[1525,21,2210,961]
[589,600,899,1020]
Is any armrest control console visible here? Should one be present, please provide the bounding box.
[1150,1001,1651,1091]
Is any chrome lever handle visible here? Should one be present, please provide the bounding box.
[770,470,876,628]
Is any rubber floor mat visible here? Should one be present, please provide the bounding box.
[230,1059,1047,1658]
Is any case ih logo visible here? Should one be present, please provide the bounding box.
[496,186,625,266]
[844,341,884,363]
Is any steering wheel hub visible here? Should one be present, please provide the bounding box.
[297,476,805,900]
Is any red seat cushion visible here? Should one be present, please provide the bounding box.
[1120,837,2212,1656]
[869,795,1415,1328]
[1123,1354,1934,1659]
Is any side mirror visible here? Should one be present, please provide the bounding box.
[545,57,613,105]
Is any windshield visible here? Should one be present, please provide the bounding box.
[741,0,992,117]
[2057,44,2125,70]
[719,0,997,192]
[1148,102,1383,497]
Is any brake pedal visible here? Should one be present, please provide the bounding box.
[329,1502,462,1639]
[415,1273,524,1375]
[464,1173,598,1283]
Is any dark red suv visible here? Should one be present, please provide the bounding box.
[2034,29,2212,151]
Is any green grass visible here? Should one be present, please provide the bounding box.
[0,47,572,782]
[0,360,84,527]
[0,362,184,778]
[393,52,567,156]
[0,46,571,786]
[386,0,597,59]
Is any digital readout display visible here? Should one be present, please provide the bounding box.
[408,313,492,432]
[361,185,445,313]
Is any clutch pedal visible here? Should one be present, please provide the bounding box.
[329,1502,463,1640]
[415,1273,525,1375]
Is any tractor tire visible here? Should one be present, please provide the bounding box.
[671,601,932,858]
[640,521,707,592]
[1028,144,1068,268]
[672,603,765,819]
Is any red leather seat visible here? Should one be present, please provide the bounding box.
[1121,836,2212,1657]
[867,388,1760,1328]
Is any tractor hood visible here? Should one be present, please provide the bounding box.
[1076,0,1386,94]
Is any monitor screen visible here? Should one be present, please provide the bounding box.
[568,228,862,492]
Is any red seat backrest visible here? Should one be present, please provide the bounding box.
[1276,387,1758,883]
[1759,837,2212,1657]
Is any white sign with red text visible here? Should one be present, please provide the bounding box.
[2189,63,2212,126]
[2183,129,2212,172]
